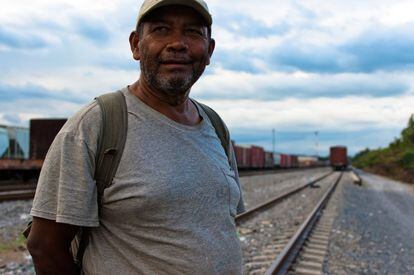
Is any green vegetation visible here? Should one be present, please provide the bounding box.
[0,233,26,252]
[353,115,414,184]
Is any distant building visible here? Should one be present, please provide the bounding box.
[0,125,29,159]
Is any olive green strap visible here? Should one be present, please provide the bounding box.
[94,90,128,200]
[195,101,230,163]
[75,90,128,269]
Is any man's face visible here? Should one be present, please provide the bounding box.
[132,5,215,96]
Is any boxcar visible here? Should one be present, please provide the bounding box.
[330,146,348,170]
[250,145,265,169]
[280,154,291,168]
[233,144,250,169]
[30,119,67,159]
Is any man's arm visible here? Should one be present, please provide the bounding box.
[27,216,80,275]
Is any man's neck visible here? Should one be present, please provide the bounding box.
[128,80,202,126]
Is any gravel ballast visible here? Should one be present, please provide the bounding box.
[324,170,414,274]
[0,199,34,274]
[239,172,340,274]
[240,167,331,209]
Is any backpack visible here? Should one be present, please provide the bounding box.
[24,90,232,271]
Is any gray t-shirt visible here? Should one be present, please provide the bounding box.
[31,87,245,274]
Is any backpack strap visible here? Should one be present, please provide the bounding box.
[74,90,128,269]
[193,101,243,213]
[194,101,231,163]
[94,90,128,201]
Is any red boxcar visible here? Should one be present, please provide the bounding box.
[234,145,265,169]
[280,154,290,168]
[30,119,67,159]
[250,145,265,168]
[233,145,251,169]
[279,154,298,168]
[330,146,348,170]
[291,155,299,168]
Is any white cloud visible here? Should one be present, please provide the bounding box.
[199,95,414,133]
[2,66,137,97]
[193,69,414,99]
[2,0,414,155]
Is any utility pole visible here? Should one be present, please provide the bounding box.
[272,128,275,155]
[314,131,319,157]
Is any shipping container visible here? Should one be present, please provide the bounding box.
[30,119,67,159]
[330,146,348,170]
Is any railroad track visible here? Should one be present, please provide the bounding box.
[265,172,343,275]
[0,180,37,201]
[0,189,36,202]
[239,167,326,178]
[0,183,37,192]
[237,171,343,275]
[236,171,333,223]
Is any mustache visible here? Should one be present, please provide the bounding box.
[158,55,192,64]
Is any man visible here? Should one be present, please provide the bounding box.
[27,0,245,274]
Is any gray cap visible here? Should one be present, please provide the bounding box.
[137,0,212,26]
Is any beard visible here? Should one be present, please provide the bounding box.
[139,49,206,97]
[142,64,195,96]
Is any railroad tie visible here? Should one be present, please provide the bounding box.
[293,267,322,275]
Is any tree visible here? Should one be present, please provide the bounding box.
[401,114,414,145]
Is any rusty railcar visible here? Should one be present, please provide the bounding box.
[329,146,348,170]
[30,119,67,160]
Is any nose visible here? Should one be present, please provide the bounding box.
[166,31,188,52]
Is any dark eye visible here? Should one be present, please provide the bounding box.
[187,28,203,36]
[153,26,169,33]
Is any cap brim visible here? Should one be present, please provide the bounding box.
[138,0,212,26]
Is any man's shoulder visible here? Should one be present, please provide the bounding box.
[61,87,130,135]
[59,100,102,138]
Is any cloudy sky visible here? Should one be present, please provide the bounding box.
[1,0,414,156]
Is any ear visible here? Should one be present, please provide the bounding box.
[129,31,141,61]
[206,38,215,65]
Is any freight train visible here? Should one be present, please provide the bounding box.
[329,146,348,170]
[1,119,327,180]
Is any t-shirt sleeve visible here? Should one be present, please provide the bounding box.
[30,103,101,227]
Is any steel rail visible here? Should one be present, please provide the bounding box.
[239,166,326,178]
[0,183,37,192]
[236,171,334,224]
[264,172,343,275]
[0,189,36,202]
